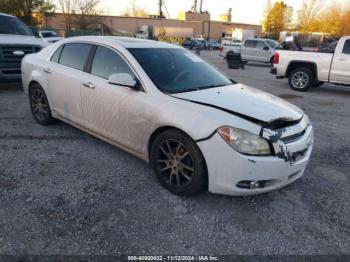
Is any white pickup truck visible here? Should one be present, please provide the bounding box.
[271,36,350,91]
[221,38,278,65]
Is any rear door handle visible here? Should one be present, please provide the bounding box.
[337,58,346,62]
[43,67,53,74]
[82,81,95,89]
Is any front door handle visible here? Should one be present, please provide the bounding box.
[43,67,53,74]
[82,81,95,89]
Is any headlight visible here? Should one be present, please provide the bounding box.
[218,127,271,156]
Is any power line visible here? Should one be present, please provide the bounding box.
[162,0,170,19]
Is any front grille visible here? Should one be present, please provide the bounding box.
[278,116,310,144]
[0,45,41,63]
[281,129,306,144]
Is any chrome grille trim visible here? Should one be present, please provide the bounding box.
[0,45,41,63]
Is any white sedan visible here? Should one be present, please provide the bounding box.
[21,36,314,196]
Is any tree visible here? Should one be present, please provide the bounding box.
[319,4,341,36]
[0,0,55,25]
[296,0,322,32]
[262,0,273,33]
[263,1,293,39]
[340,7,350,36]
[74,0,101,30]
[123,0,149,17]
[58,0,77,30]
[296,1,348,36]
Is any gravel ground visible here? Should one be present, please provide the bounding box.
[0,51,349,256]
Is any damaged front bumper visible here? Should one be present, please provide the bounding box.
[197,116,314,196]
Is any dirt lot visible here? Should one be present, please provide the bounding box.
[0,51,349,256]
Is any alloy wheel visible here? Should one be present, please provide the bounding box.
[155,139,194,187]
[292,71,309,89]
[31,88,49,121]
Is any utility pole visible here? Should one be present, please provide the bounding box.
[158,0,164,18]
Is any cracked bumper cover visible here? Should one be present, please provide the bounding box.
[197,118,313,196]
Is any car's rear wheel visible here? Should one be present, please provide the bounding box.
[288,68,314,92]
[150,129,207,196]
[29,83,56,125]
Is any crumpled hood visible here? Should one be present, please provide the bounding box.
[0,34,46,47]
[172,84,303,124]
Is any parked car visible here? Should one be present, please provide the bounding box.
[182,39,204,49]
[241,38,279,64]
[195,39,216,49]
[221,37,242,46]
[208,40,221,50]
[220,43,242,57]
[0,12,46,82]
[223,38,279,65]
[22,36,313,196]
[271,36,350,91]
[39,30,63,44]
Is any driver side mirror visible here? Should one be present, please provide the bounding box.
[108,73,141,90]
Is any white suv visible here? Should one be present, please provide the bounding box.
[0,13,46,82]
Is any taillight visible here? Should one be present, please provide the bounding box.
[273,52,280,64]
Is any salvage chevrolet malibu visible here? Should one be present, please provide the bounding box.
[21,36,314,196]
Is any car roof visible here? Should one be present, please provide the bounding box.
[0,13,16,18]
[64,36,182,49]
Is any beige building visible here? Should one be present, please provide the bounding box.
[44,13,262,40]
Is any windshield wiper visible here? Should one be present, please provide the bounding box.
[172,84,228,94]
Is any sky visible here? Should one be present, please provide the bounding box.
[99,0,305,25]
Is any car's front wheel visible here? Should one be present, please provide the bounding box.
[150,129,207,196]
[288,68,314,91]
[29,83,56,125]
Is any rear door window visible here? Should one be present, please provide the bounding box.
[342,40,350,55]
[244,40,257,48]
[59,43,92,71]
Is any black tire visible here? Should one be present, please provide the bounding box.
[288,67,315,92]
[150,129,207,196]
[29,83,56,125]
[270,57,274,67]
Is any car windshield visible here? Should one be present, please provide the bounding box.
[41,31,57,37]
[0,15,33,36]
[129,48,232,94]
[265,40,279,48]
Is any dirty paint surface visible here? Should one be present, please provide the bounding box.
[0,52,349,255]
